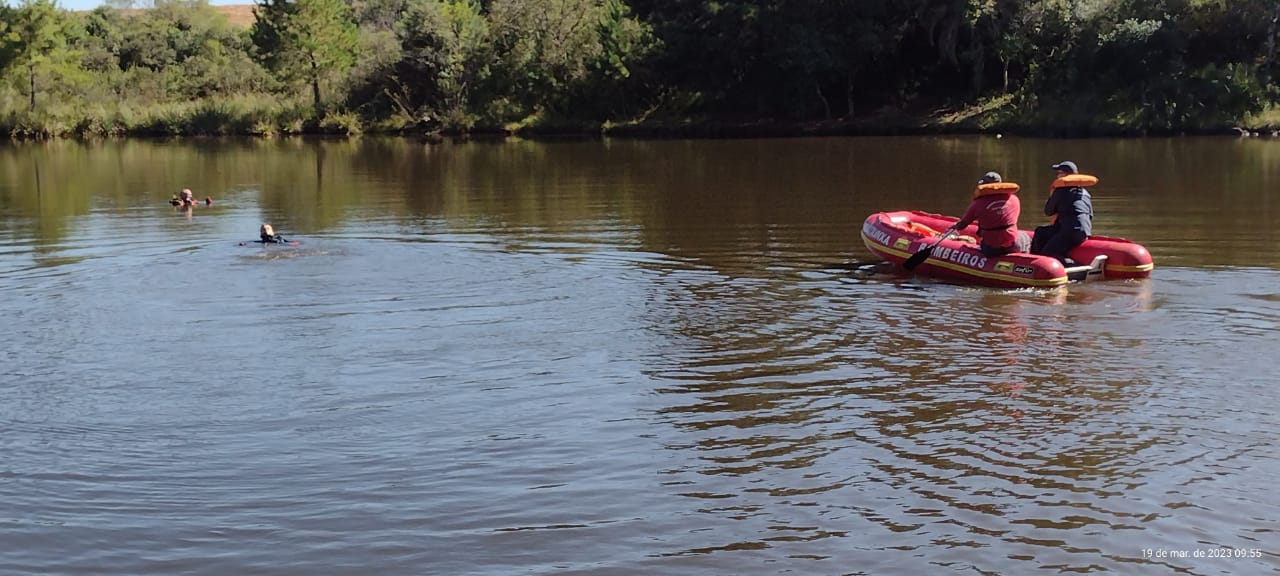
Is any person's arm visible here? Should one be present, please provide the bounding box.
[1043,188,1060,216]
[954,200,979,231]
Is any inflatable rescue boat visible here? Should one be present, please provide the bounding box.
[861,210,1153,288]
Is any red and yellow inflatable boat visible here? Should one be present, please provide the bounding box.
[861,210,1153,288]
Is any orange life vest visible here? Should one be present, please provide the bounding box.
[905,221,941,236]
[1049,174,1098,191]
[1047,174,1097,223]
[972,181,1020,199]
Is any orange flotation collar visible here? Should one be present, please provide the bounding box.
[972,181,1020,199]
[1047,174,1098,224]
[904,221,940,236]
[1050,174,1098,190]
[903,220,976,243]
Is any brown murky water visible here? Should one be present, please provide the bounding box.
[2,136,1278,575]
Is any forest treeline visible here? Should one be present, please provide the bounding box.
[0,0,1277,138]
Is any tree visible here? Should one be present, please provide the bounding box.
[432,0,490,123]
[483,0,650,119]
[252,0,359,111]
[3,0,79,111]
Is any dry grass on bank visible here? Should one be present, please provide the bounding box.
[212,4,255,27]
[98,4,256,28]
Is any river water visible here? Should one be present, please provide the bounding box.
[1,136,1278,575]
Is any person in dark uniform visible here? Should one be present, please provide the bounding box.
[1031,161,1095,264]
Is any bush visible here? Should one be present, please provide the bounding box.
[319,111,363,135]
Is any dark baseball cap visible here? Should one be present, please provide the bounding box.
[977,171,1002,184]
[1051,161,1078,173]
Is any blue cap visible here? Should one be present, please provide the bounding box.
[1051,161,1078,173]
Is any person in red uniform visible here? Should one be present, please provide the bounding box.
[953,171,1030,256]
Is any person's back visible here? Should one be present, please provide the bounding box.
[954,172,1030,256]
[1032,161,1096,263]
[1045,176,1093,236]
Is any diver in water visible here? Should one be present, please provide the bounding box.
[170,188,212,207]
[170,188,195,207]
[260,223,289,244]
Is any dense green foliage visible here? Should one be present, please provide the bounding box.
[0,0,1276,137]
[252,0,357,110]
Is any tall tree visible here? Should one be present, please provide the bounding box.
[4,0,78,110]
[252,0,359,111]
[487,0,607,113]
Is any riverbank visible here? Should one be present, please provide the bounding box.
[3,96,1277,141]
[587,98,1280,139]
[594,117,1276,139]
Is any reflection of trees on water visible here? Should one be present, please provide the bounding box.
[0,147,90,248]
[2,136,1277,268]
[0,136,873,265]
